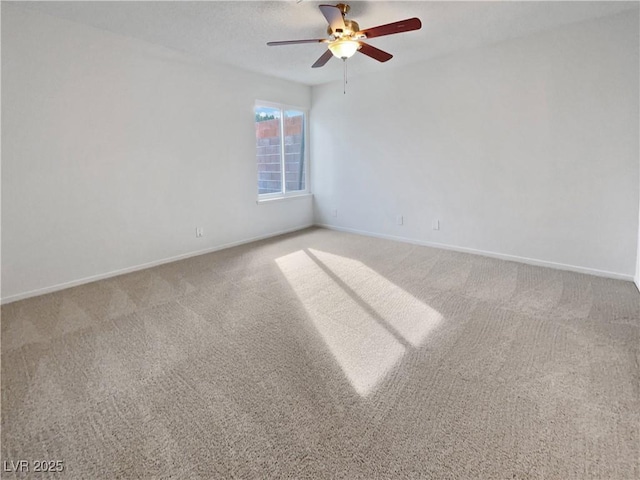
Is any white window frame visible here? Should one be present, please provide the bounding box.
[255,100,310,202]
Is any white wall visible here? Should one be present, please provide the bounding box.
[312,11,639,279]
[636,175,640,290]
[1,5,312,302]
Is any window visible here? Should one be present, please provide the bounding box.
[255,102,308,199]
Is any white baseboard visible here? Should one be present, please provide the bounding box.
[3,222,634,304]
[1,224,314,305]
[316,223,635,282]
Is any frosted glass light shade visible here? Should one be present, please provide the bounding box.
[328,39,359,59]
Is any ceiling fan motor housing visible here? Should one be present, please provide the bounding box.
[327,19,360,38]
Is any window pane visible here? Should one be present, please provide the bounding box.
[256,106,282,195]
[284,110,305,192]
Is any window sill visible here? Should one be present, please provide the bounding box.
[256,193,313,205]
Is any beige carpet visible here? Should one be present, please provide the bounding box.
[2,227,639,479]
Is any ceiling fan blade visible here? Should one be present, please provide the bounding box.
[312,49,334,68]
[357,42,393,62]
[319,4,346,33]
[267,39,327,46]
[358,17,422,39]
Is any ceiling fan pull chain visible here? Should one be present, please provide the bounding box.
[342,58,349,94]
[343,58,346,94]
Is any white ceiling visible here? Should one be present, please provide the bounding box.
[17,1,640,86]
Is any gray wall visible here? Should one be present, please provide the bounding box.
[1,5,312,302]
[312,11,639,279]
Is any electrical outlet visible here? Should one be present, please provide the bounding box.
[396,215,403,225]
[196,227,204,238]
[432,219,440,231]
[331,209,338,218]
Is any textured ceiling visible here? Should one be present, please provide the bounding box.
[17,1,640,86]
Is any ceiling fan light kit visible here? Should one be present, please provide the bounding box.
[328,38,359,59]
[267,3,422,89]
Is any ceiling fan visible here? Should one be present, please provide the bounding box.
[267,3,422,68]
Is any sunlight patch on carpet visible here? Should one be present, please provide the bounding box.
[307,249,443,348]
[275,249,442,396]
